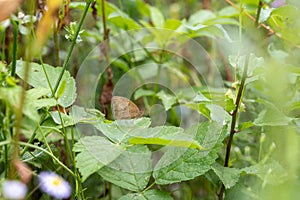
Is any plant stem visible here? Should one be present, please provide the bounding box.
[53,0,92,94]
[18,141,75,176]
[1,29,5,61]
[101,0,112,81]
[53,23,60,67]
[218,54,249,199]
[11,19,18,76]
[225,57,249,167]
[255,1,263,27]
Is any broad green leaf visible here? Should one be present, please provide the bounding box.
[228,54,264,78]
[184,24,224,38]
[129,126,203,150]
[50,106,104,126]
[211,162,241,189]
[225,182,259,200]
[26,87,56,108]
[254,101,294,126]
[109,14,141,30]
[97,145,152,192]
[96,1,118,18]
[112,59,130,72]
[136,0,150,17]
[94,118,151,143]
[0,86,39,121]
[119,189,173,200]
[188,10,215,25]
[193,91,211,102]
[96,1,141,30]
[16,60,76,107]
[268,5,300,45]
[218,6,239,17]
[134,88,155,100]
[206,104,228,124]
[153,122,226,184]
[268,43,289,61]
[164,19,181,30]
[73,136,123,181]
[156,90,177,111]
[239,121,255,130]
[242,160,288,185]
[184,102,228,123]
[204,17,239,26]
[184,103,211,120]
[69,105,105,123]
[149,6,165,28]
[50,111,74,126]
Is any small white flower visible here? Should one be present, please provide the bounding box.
[38,171,71,199]
[2,180,27,200]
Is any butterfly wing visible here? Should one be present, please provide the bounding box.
[112,96,142,120]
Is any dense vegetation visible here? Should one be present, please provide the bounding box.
[0,0,300,199]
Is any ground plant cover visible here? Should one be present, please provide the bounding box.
[0,0,300,199]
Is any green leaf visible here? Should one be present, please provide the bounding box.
[97,145,152,192]
[268,5,300,45]
[16,60,76,107]
[69,105,105,123]
[50,111,74,126]
[56,79,66,99]
[149,6,165,28]
[134,88,155,100]
[109,14,141,30]
[164,19,181,30]
[119,189,173,200]
[206,104,228,123]
[193,91,211,102]
[239,121,255,130]
[268,43,289,61]
[218,6,239,17]
[73,136,124,181]
[185,25,225,38]
[96,1,141,30]
[26,87,56,109]
[129,126,203,150]
[253,101,294,126]
[259,8,274,23]
[156,90,177,111]
[153,122,226,184]
[50,106,104,126]
[204,17,239,26]
[0,86,39,121]
[96,1,118,18]
[228,54,264,78]
[225,182,259,200]
[188,10,215,25]
[184,103,211,120]
[94,118,151,143]
[211,162,241,189]
[242,160,288,185]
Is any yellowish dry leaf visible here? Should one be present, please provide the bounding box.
[0,0,23,21]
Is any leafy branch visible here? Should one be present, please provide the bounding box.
[218,54,249,199]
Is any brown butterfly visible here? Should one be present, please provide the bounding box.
[112,96,143,120]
